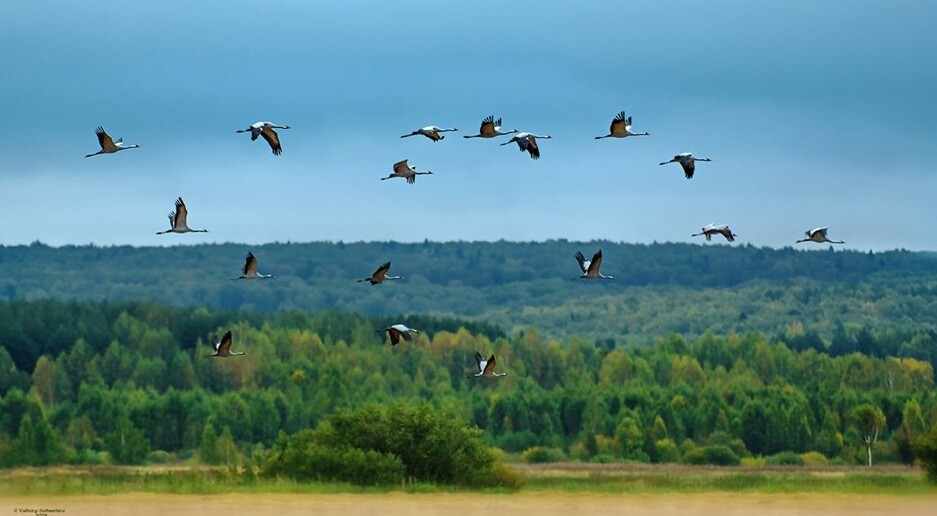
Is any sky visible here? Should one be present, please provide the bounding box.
[1,2,935,251]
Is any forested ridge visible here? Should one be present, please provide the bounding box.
[2,241,936,343]
[0,301,934,469]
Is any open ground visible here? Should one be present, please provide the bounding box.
[4,492,937,516]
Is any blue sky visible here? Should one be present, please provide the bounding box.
[1,2,935,251]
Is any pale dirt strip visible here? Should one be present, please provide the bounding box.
[4,492,937,516]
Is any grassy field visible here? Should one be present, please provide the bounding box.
[1,463,934,496]
[3,464,935,516]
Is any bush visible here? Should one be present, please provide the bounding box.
[522,446,567,463]
[765,451,805,466]
[800,451,829,466]
[913,427,937,483]
[590,453,617,464]
[261,402,511,487]
[489,463,524,489]
[653,438,679,463]
[683,445,740,466]
[147,450,175,464]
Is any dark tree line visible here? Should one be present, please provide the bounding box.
[1,242,936,348]
[1,300,934,469]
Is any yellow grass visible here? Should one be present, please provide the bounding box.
[4,492,937,516]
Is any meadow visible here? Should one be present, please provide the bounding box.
[3,464,935,516]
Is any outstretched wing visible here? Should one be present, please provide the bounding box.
[479,116,496,137]
[260,126,282,155]
[681,159,695,179]
[609,111,626,136]
[574,251,588,273]
[393,159,410,174]
[526,135,540,159]
[95,126,115,150]
[217,330,233,354]
[587,250,603,276]
[387,327,402,345]
[473,351,484,373]
[244,252,258,276]
[719,227,735,242]
[483,355,497,376]
[373,261,391,281]
[174,197,188,227]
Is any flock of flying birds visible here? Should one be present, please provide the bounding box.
[84,110,846,378]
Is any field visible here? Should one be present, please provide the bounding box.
[3,464,935,515]
[4,492,936,516]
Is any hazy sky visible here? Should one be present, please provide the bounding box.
[2,2,935,251]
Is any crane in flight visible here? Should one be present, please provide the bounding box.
[85,126,140,157]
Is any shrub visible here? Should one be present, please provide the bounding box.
[765,451,805,466]
[522,446,567,463]
[800,451,829,466]
[913,427,937,483]
[489,463,524,489]
[261,402,511,487]
[653,438,679,463]
[147,450,175,464]
[683,445,740,466]
[590,453,617,464]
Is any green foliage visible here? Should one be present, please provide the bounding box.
[653,438,679,463]
[262,403,505,487]
[765,451,805,466]
[0,299,935,472]
[914,426,937,484]
[682,445,741,466]
[3,242,937,364]
[522,446,567,463]
[104,416,150,465]
[799,451,829,466]
[260,429,406,485]
[850,403,886,467]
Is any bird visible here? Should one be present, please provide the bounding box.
[381,159,433,184]
[595,111,649,139]
[500,132,552,159]
[236,121,290,155]
[692,224,737,242]
[796,227,845,244]
[463,115,518,138]
[232,251,276,279]
[378,324,418,346]
[575,249,614,279]
[205,330,244,358]
[357,261,400,285]
[469,352,506,378]
[84,126,140,157]
[659,153,711,179]
[400,125,458,142]
[156,197,209,235]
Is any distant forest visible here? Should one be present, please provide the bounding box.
[1,301,934,468]
[1,241,936,344]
